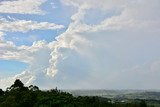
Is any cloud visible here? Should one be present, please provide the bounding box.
[0,38,50,63]
[0,0,46,14]
[44,0,160,89]
[0,31,5,40]
[1,0,160,89]
[0,71,36,89]
[0,39,52,89]
[0,17,64,32]
[150,60,160,72]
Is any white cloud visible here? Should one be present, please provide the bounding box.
[0,17,64,32]
[1,0,160,89]
[0,0,46,14]
[0,71,36,89]
[0,39,51,63]
[0,31,5,40]
[44,0,160,89]
[0,39,52,89]
[150,60,160,72]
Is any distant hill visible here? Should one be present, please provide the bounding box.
[67,90,160,100]
[117,91,160,100]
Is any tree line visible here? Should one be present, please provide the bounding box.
[0,79,149,107]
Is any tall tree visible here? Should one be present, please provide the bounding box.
[12,79,24,87]
[9,79,24,90]
[0,89,4,96]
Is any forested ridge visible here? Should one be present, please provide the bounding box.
[0,79,149,107]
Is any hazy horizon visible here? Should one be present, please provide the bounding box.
[0,0,160,90]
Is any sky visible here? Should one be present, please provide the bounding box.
[0,0,160,90]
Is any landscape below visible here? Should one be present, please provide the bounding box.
[0,79,160,107]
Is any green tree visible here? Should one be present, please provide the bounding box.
[12,79,24,88]
[29,85,39,91]
[7,79,28,91]
[0,89,4,96]
[139,100,147,107]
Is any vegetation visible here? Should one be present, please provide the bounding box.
[0,79,153,107]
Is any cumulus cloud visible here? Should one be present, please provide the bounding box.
[0,31,5,40]
[0,71,36,89]
[0,39,52,89]
[44,0,160,89]
[0,38,51,63]
[0,0,46,14]
[0,17,64,32]
[1,0,160,89]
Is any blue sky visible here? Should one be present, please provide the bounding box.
[0,60,28,77]
[1,0,71,45]
[0,0,160,90]
[0,0,69,74]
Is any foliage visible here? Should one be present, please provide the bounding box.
[0,89,4,96]
[0,79,150,107]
